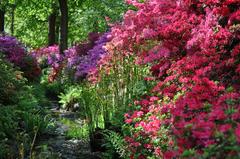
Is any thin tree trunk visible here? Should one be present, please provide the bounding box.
[55,18,60,44]
[11,5,15,35]
[58,0,68,54]
[48,12,57,46]
[0,9,5,33]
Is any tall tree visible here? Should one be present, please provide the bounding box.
[11,4,16,35]
[55,17,60,44]
[58,0,68,54]
[48,7,57,46]
[0,9,5,32]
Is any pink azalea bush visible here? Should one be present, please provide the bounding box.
[32,45,63,82]
[91,0,240,158]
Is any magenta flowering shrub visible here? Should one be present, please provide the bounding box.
[0,35,41,80]
[91,0,240,158]
[32,45,63,82]
[0,35,25,65]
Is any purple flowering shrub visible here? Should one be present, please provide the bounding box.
[65,32,111,80]
[0,35,41,81]
[32,32,101,82]
[31,32,110,82]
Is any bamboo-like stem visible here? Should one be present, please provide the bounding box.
[29,126,39,159]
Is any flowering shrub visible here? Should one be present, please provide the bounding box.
[32,45,63,82]
[0,35,41,80]
[65,32,111,80]
[32,32,103,82]
[0,35,26,65]
[90,0,240,158]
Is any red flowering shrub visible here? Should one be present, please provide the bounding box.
[93,0,240,158]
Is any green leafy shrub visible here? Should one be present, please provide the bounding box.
[58,86,82,111]
[102,130,127,159]
[0,55,50,158]
[0,107,17,139]
[0,107,18,157]
[31,83,51,107]
[41,68,64,100]
[21,112,50,137]
[0,55,26,105]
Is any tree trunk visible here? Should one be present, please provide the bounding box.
[48,12,57,46]
[0,9,5,33]
[58,0,68,54]
[55,19,60,44]
[11,5,16,35]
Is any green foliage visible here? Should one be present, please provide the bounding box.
[21,112,50,137]
[4,0,127,48]
[181,149,196,158]
[102,130,127,159]
[0,106,51,158]
[17,87,39,110]
[58,86,82,110]
[60,54,150,135]
[68,0,128,43]
[59,85,102,132]
[5,0,52,47]
[0,141,10,158]
[57,53,151,159]
[41,69,64,100]
[92,54,150,129]
[0,107,17,139]
[0,55,51,159]
[0,55,26,105]
[60,118,89,140]
[31,83,51,106]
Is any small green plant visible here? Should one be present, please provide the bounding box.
[60,118,89,140]
[102,130,127,159]
[66,124,89,140]
[21,112,50,137]
[58,86,82,111]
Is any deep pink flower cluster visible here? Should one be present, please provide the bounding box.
[95,0,240,158]
[0,35,41,80]
[32,45,63,82]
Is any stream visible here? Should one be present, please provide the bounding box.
[34,102,101,159]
